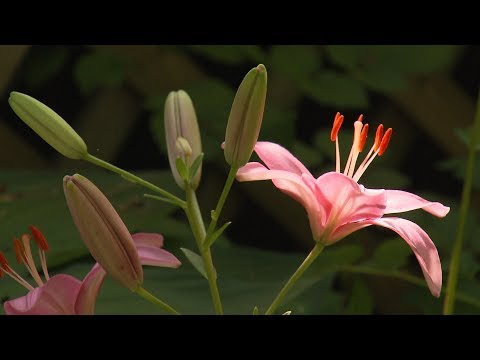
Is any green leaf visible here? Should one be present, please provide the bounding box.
[252,306,259,315]
[189,153,204,181]
[345,279,374,314]
[175,157,189,182]
[74,51,131,94]
[325,45,364,71]
[189,45,266,65]
[205,221,232,248]
[180,248,208,279]
[270,45,321,81]
[437,157,480,190]
[300,71,368,108]
[20,46,69,88]
[369,238,412,270]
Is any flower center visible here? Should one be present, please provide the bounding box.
[330,112,392,182]
[0,225,51,291]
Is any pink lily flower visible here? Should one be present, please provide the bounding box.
[237,113,450,297]
[1,228,181,315]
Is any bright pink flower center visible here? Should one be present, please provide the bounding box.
[331,113,393,182]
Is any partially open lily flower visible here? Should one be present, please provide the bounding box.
[236,113,450,297]
[1,228,180,315]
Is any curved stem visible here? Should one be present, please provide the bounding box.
[443,90,480,315]
[135,286,180,315]
[204,166,238,245]
[185,185,224,315]
[84,154,186,208]
[265,243,324,315]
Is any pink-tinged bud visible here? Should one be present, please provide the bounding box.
[8,92,88,160]
[63,174,143,291]
[164,90,202,190]
[224,64,267,167]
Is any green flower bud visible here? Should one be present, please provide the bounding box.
[224,64,267,167]
[63,174,143,291]
[8,92,88,160]
[164,90,202,190]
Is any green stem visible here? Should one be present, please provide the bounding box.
[204,166,238,244]
[340,265,480,310]
[265,243,325,315]
[135,286,180,315]
[84,154,186,208]
[185,185,224,315]
[443,90,480,315]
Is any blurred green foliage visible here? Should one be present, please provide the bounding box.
[0,45,478,314]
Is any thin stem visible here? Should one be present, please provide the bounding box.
[443,90,480,315]
[135,286,180,315]
[185,185,224,315]
[204,166,239,244]
[265,243,324,315]
[340,265,480,310]
[84,154,186,208]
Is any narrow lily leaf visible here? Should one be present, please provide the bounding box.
[282,310,292,315]
[205,221,232,248]
[143,194,185,208]
[175,157,189,182]
[180,248,207,279]
[252,306,259,315]
[189,153,204,182]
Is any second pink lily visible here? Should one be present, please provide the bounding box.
[237,113,450,297]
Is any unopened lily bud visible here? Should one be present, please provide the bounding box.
[63,174,143,291]
[224,64,267,167]
[164,90,202,190]
[8,92,88,160]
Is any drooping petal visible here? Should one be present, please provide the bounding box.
[133,232,181,268]
[316,172,386,227]
[254,142,312,176]
[132,232,164,248]
[384,190,450,218]
[74,233,181,314]
[366,217,442,297]
[237,162,326,232]
[4,274,82,315]
[75,263,106,315]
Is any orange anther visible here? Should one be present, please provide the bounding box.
[330,113,344,141]
[356,114,364,123]
[358,124,369,152]
[378,128,392,156]
[373,124,384,151]
[29,225,49,251]
[13,238,25,264]
[0,252,9,272]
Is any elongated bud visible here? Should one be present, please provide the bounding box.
[8,92,88,160]
[224,64,267,167]
[63,174,143,291]
[164,90,202,190]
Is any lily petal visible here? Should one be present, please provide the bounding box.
[384,190,450,218]
[254,141,312,176]
[75,233,181,314]
[75,263,106,315]
[4,274,82,315]
[132,232,181,268]
[237,162,326,230]
[132,232,164,248]
[316,172,386,227]
[367,217,442,297]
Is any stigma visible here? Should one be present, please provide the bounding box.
[330,112,392,182]
[0,225,51,291]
